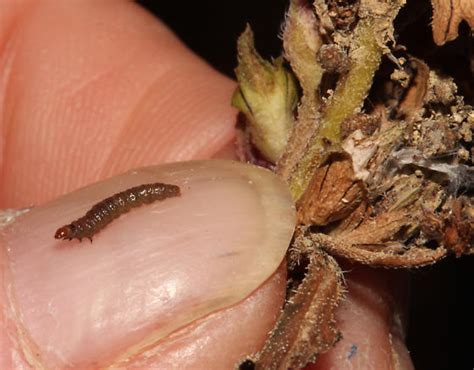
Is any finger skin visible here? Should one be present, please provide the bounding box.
[0,1,236,207]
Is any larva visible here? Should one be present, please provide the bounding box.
[54,183,181,242]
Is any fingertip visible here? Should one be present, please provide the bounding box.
[3,160,294,368]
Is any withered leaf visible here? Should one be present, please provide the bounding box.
[237,236,344,370]
[335,210,410,244]
[310,232,447,268]
[397,57,430,119]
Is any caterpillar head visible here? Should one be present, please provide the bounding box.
[54,225,74,240]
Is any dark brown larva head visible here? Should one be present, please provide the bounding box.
[54,225,73,240]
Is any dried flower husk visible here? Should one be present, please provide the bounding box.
[237,232,344,369]
[297,153,366,225]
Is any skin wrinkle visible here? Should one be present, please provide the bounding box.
[65,60,185,182]
[0,36,20,187]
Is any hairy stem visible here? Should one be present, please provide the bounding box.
[288,18,385,200]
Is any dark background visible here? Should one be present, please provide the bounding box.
[139,0,287,77]
[138,1,473,369]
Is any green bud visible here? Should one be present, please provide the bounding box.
[233,25,298,163]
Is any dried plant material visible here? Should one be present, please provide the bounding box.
[326,0,359,30]
[397,57,430,119]
[312,0,335,34]
[310,232,447,267]
[330,199,369,234]
[335,210,410,244]
[232,26,298,163]
[422,196,474,256]
[410,120,458,158]
[424,70,458,106]
[297,154,366,225]
[238,236,344,369]
[442,197,474,256]
[232,0,473,367]
[431,0,474,45]
[341,113,381,139]
[342,122,406,184]
[315,176,448,267]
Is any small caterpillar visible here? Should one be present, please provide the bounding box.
[55,183,181,242]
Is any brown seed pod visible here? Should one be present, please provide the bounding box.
[54,183,181,242]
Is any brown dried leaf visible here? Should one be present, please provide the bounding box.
[397,57,430,119]
[310,232,447,268]
[297,154,366,225]
[446,197,474,255]
[318,174,447,267]
[238,236,344,369]
[431,0,474,45]
[330,200,369,235]
[336,210,410,244]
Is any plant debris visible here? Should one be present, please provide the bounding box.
[233,0,474,368]
[238,232,344,369]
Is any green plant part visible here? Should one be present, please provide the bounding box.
[232,25,299,163]
[287,17,387,200]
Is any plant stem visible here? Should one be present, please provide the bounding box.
[288,18,384,200]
